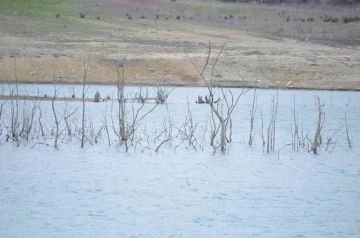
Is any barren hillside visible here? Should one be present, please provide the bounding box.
[0,0,359,90]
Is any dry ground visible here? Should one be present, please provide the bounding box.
[0,0,360,90]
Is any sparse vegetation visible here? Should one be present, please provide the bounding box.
[343,16,360,24]
[244,50,265,56]
[125,13,133,20]
[0,0,359,91]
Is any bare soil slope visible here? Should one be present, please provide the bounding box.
[0,0,359,90]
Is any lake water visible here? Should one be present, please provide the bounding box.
[1,84,359,237]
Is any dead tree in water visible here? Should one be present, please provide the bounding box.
[52,86,60,149]
[155,87,169,104]
[266,92,278,153]
[0,100,6,137]
[291,96,301,150]
[248,87,257,147]
[116,61,127,145]
[187,42,249,153]
[345,113,352,149]
[81,54,90,148]
[311,97,325,154]
[112,61,159,152]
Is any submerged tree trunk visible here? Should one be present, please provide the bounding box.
[220,118,226,152]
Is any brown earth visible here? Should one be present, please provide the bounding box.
[1,5,360,91]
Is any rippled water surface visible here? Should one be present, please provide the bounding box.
[1,84,359,237]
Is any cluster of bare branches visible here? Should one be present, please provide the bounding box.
[111,61,160,152]
[0,53,356,156]
[186,42,250,153]
[174,102,198,151]
[0,99,6,139]
[248,88,257,147]
[266,91,278,153]
[290,97,300,151]
[310,97,325,154]
[0,84,356,155]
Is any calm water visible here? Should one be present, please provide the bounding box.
[1,84,359,237]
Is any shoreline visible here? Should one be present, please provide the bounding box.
[0,80,359,92]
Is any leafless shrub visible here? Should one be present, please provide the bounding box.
[126,13,132,20]
[187,42,249,153]
[248,88,257,147]
[81,54,90,148]
[290,96,300,151]
[7,58,21,146]
[112,61,160,152]
[311,97,325,154]
[325,126,342,152]
[266,91,278,153]
[154,117,172,153]
[155,87,172,104]
[102,101,111,147]
[259,107,266,153]
[37,106,45,137]
[343,16,360,24]
[344,113,352,149]
[0,100,6,138]
[52,86,61,149]
[61,101,79,137]
[19,99,39,141]
[113,61,127,147]
[174,103,198,150]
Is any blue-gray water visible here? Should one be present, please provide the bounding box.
[1,84,359,237]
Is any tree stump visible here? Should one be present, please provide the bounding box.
[94,91,101,102]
